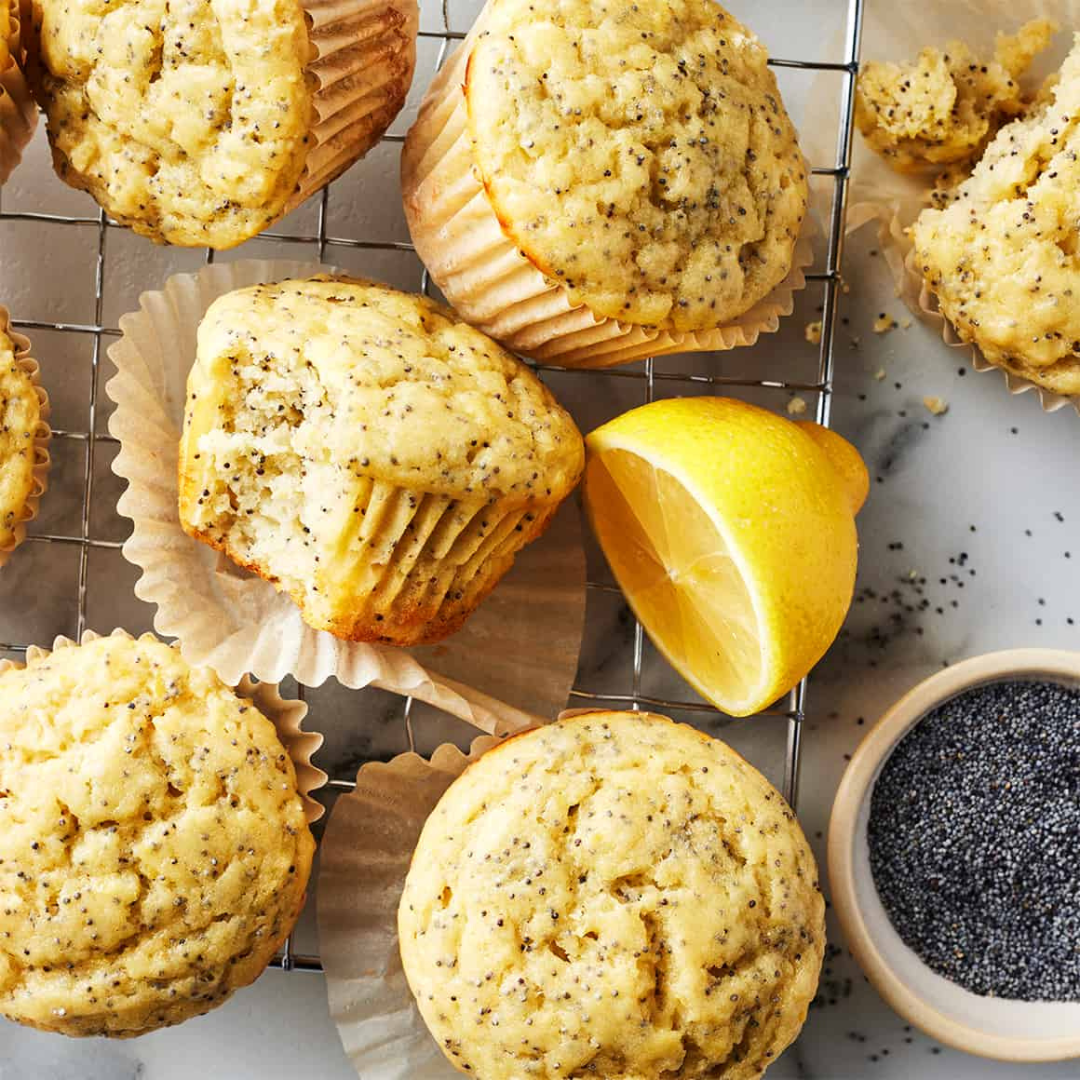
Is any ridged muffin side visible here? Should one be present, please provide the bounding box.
[0,314,49,562]
[0,0,36,184]
[178,276,584,646]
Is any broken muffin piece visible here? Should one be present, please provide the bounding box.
[855,19,1056,173]
[912,35,1080,397]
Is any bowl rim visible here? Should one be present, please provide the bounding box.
[827,647,1080,1062]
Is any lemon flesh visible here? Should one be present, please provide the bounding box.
[583,398,866,717]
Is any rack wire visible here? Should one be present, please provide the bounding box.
[0,0,864,978]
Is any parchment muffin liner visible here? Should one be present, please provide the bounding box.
[798,0,1080,414]
[0,627,328,823]
[288,0,419,213]
[0,305,50,569]
[0,0,36,185]
[402,27,815,369]
[106,258,587,732]
[318,736,504,1079]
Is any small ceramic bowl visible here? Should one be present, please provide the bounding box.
[828,649,1080,1062]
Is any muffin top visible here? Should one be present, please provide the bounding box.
[465,0,808,333]
[855,20,1054,173]
[0,633,314,1037]
[0,325,41,549]
[399,711,824,1080]
[31,0,314,247]
[912,36,1080,396]
[184,277,584,504]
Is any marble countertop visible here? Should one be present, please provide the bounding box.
[2,0,1079,1076]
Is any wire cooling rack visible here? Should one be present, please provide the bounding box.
[0,0,864,976]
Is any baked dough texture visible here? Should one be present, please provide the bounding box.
[179,277,584,646]
[0,633,314,1037]
[855,20,1055,173]
[399,711,825,1080]
[912,35,1080,396]
[29,0,314,247]
[0,325,41,549]
[464,0,808,332]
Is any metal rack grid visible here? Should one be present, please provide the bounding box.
[0,0,864,977]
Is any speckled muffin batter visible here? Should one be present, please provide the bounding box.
[465,0,808,332]
[0,325,42,550]
[28,0,419,247]
[912,36,1080,396]
[855,20,1055,173]
[0,633,314,1037]
[179,277,584,646]
[27,0,315,247]
[399,711,825,1079]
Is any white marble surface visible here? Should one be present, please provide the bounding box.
[2,0,1080,1076]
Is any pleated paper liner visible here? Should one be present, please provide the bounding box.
[402,30,815,370]
[902,247,1080,417]
[106,259,587,731]
[0,305,50,569]
[318,736,501,1079]
[287,0,419,212]
[0,628,327,824]
[0,0,35,185]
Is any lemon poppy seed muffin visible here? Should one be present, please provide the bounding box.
[403,0,809,367]
[912,36,1080,397]
[855,20,1055,174]
[178,276,584,646]
[27,0,417,247]
[399,711,825,1080]
[0,632,315,1038]
[0,318,47,557]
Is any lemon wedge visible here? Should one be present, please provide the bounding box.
[583,397,868,717]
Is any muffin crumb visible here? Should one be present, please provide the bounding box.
[856,19,1056,172]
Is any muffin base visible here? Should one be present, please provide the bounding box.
[402,36,812,369]
[903,246,1080,416]
[0,306,50,569]
[0,0,36,185]
[181,482,564,648]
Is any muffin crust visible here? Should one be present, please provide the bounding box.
[0,633,314,1037]
[464,0,808,333]
[29,0,314,247]
[912,35,1080,396]
[399,711,824,1079]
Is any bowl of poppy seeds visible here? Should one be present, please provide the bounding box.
[829,649,1080,1062]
